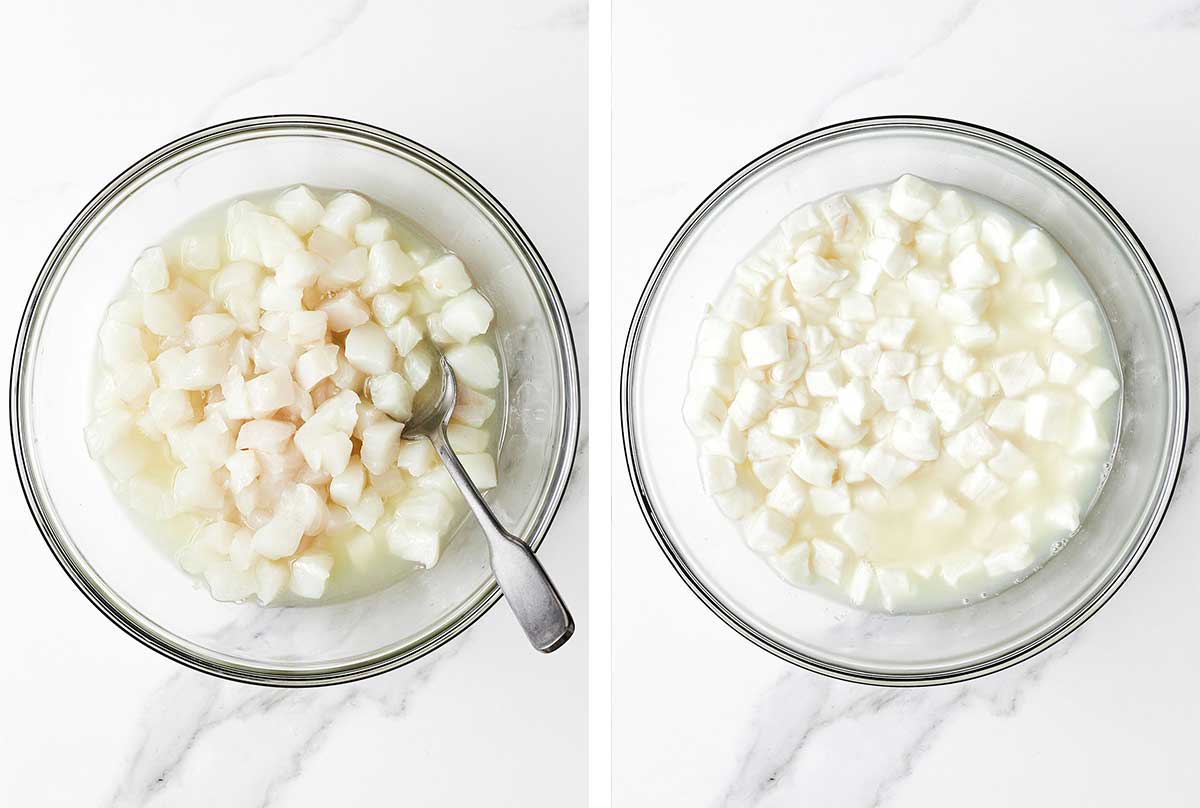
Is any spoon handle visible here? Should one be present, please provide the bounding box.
[427,427,574,653]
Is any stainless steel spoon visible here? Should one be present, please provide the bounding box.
[396,354,574,653]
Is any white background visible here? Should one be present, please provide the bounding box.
[613,1,1200,806]
[0,1,587,806]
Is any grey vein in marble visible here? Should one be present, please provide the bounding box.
[105,636,466,808]
[804,0,984,127]
[716,640,1068,808]
[190,0,369,128]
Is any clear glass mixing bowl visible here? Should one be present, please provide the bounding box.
[12,115,580,686]
[622,116,1187,685]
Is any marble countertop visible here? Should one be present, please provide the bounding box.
[0,1,586,805]
[613,1,1200,805]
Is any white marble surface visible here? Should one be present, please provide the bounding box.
[0,1,586,805]
[614,1,1200,805]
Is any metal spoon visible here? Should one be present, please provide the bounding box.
[396,354,574,653]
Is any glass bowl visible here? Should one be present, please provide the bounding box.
[12,115,580,686]
[622,116,1187,686]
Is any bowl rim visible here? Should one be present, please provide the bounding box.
[10,114,581,687]
[620,114,1189,686]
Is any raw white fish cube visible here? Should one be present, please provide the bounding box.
[984,544,1033,578]
[839,344,880,378]
[953,323,997,350]
[460,453,497,489]
[174,345,228,390]
[684,389,723,437]
[866,317,915,350]
[872,375,913,412]
[371,291,413,328]
[360,420,405,475]
[949,244,999,289]
[836,379,879,426]
[290,551,334,599]
[729,379,774,428]
[148,388,196,433]
[944,421,1001,468]
[811,538,848,584]
[789,435,837,487]
[344,323,396,377]
[914,229,948,261]
[143,291,190,338]
[819,194,861,240]
[937,290,988,324]
[383,316,422,358]
[747,424,792,460]
[440,290,495,344]
[1047,351,1080,385]
[768,341,810,385]
[180,234,220,272]
[838,292,876,323]
[1072,410,1107,455]
[864,238,915,279]
[395,439,438,477]
[1012,229,1057,273]
[780,205,823,243]
[84,409,134,458]
[811,482,851,516]
[816,404,867,449]
[926,492,966,527]
[979,215,1015,262]
[940,551,983,587]
[235,418,295,452]
[365,240,419,293]
[987,399,1026,433]
[876,351,916,377]
[293,343,338,391]
[173,466,224,511]
[245,368,294,416]
[131,247,170,293]
[770,543,812,585]
[907,366,942,402]
[349,489,384,531]
[1024,391,1075,442]
[307,226,354,263]
[1053,302,1102,353]
[788,254,844,297]
[987,440,1031,480]
[929,383,978,432]
[863,443,919,489]
[276,249,327,288]
[744,508,792,553]
[273,186,325,235]
[185,313,235,347]
[838,446,869,484]
[367,372,415,421]
[344,530,377,570]
[354,216,392,247]
[846,560,874,605]
[942,345,977,382]
[420,254,472,298]
[876,568,912,611]
[704,418,747,462]
[890,407,940,461]
[889,175,938,221]
[319,193,371,238]
[224,449,259,493]
[806,363,845,398]
[444,341,498,391]
[992,352,1046,397]
[964,370,999,400]
[741,324,789,368]
[699,454,737,493]
[258,279,303,312]
[1046,499,1081,532]
[958,464,1008,506]
[764,473,806,517]
[905,268,943,306]
[319,291,370,332]
[1077,366,1119,408]
[717,286,764,327]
